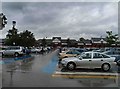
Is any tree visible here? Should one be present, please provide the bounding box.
[41,38,47,47]
[5,23,36,47]
[79,37,85,48]
[106,31,119,47]
[19,30,36,47]
[0,13,7,30]
[79,37,85,42]
[67,38,71,47]
[5,27,19,46]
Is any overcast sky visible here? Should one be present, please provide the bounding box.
[0,2,118,40]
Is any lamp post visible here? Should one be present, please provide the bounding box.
[12,21,17,46]
[12,21,16,29]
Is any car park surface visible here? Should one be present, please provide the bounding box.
[2,49,120,87]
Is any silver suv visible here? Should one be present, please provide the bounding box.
[2,46,25,57]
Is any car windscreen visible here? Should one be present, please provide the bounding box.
[101,54,110,58]
[80,53,92,59]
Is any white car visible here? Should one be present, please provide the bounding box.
[30,48,42,53]
[2,46,25,57]
[60,52,116,71]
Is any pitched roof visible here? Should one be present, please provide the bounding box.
[84,39,92,44]
[37,39,52,43]
[70,39,77,43]
[91,38,106,42]
[78,39,91,44]
[52,37,61,40]
[61,39,67,43]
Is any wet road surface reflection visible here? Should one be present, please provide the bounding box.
[2,50,120,87]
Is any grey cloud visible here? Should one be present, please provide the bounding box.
[2,2,28,12]
[1,2,118,40]
[2,0,119,2]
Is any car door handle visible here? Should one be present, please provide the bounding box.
[89,60,92,61]
[101,60,103,61]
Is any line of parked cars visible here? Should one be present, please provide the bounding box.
[59,48,87,60]
[58,47,120,72]
[2,46,52,57]
[30,47,51,54]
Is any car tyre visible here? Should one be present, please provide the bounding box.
[102,63,110,72]
[117,60,120,66]
[67,62,76,70]
[14,52,19,57]
[2,53,4,57]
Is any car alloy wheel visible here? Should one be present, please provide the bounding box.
[102,63,110,72]
[14,53,19,57]
[67,62,76,70]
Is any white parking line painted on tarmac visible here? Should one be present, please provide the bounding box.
[54,71,118,76]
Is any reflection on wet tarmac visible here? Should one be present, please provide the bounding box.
[52,73,119,87]
[5,56,34,72]
[77,78,118,87]
[2,51,120,87]
[2,55,35,87]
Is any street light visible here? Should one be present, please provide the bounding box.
[12,21,16,29]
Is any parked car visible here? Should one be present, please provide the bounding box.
[103,50,120,65]
[2,46,25,57]
[61,47,68,53]
[59,50,81,60]
[92,48,110,53]
[70,48,87,54]
[23,47,31,55]
[60,52,116,71]
[30,48,42,53]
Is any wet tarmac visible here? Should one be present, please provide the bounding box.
[1,50,120,87]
